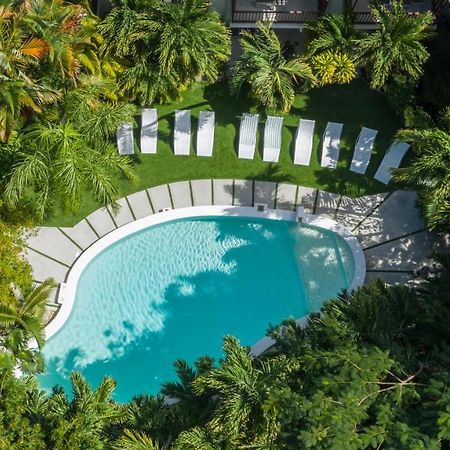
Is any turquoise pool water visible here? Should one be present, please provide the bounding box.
[40,216,354,401]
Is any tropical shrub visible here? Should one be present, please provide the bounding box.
[311,50,356,86]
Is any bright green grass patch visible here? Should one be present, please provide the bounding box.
[46,79,402,226]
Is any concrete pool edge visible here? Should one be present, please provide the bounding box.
[45,205,366,341]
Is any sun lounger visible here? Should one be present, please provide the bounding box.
[321,122,343,168]
[350,127,378,174]
[294,119,315,165]
[263,116,283,163]
[116,123,134,155]
[196,111,215,157]
[140,108,158,154]
[174,110,191,155]
[238,113,259,159]
[374,141,410,184]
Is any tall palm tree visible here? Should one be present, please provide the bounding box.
[394,108,450,231]
[305,12,358,56]
[99,0,230,105]
[231,22,315,112]
[0,278,55,373]
[356,0,433,89]
[151,0,231,83]
[4,121,136,219]
[190,335,299,446]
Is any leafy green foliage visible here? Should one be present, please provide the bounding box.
[99,0,230,106]
[4,119,136,219]
[356,1,433,89]
[305,12,358,56]
[395,108,450,231]
[231,22,315,112]
[311,50,356,86]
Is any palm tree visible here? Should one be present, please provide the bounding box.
[4,121,136,219]
[190,335,299,446]
[99,0,230,105]
[356,0,433,89]
[305,12,358,57]
[394,108,450,231]
[116,429,164,450]
[174,427,220,449]
[43,372,124,449]
[231,22,315,112]
[162,357,215,432]
[151,0,230,83]
[61,77,138,146]
[0,278,55,373]
[0,77,58,143]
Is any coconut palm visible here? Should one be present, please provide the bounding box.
[305,12,358,56]
[4,121,136,219]
[190,335,299,446]
[231,22,315,112]
[0,278,55,373]
[356,0,433,89]
[394,108,450,231]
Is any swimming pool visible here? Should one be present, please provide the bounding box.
[40,215,355,401]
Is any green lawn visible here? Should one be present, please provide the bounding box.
[46,79,403,226]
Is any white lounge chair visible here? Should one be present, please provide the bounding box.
[174,110,191,155]
[321,122,343,168]
[263,116,283,163]
[294,119,315,165]
[117,123,134,155]
[140,108,158,154]
[238,113,259,159]
[374,141,410,184]
[196,111,215,157]
[350,127,378,174]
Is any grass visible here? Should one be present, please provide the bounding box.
[46,78,403,227]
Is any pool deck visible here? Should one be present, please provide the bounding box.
[24,179,447,323]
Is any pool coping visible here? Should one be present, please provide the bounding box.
[45,205,366,342]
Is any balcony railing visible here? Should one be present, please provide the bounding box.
[232,10,320,22]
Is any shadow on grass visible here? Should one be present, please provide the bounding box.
[313,167,387,197]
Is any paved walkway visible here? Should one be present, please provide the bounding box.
[24,180,446,322]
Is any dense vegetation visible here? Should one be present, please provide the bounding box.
[0,0,449,448]
[1,249,450,448]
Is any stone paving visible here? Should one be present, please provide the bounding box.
[25,179,447,317]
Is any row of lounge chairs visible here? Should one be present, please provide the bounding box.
[117,109,409,185]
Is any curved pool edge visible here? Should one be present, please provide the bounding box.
[45,205,366,341]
